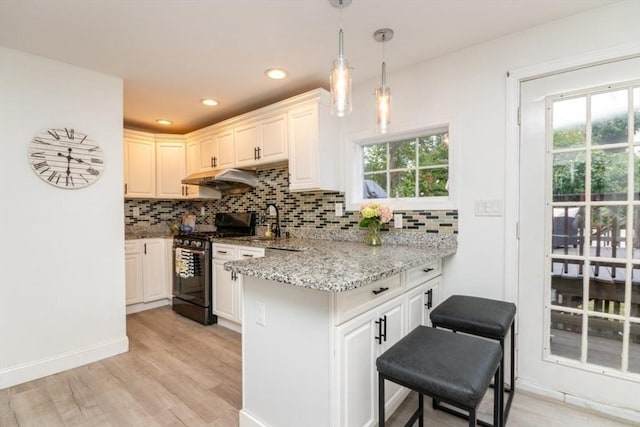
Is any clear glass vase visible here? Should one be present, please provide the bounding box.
[365,221,382,246]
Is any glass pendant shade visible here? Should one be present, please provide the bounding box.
[330,29,352,117]
[376,62,390,133]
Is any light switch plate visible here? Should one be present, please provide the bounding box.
[201,206,206,216]
[474,200,503,217]
[394,213,403,228]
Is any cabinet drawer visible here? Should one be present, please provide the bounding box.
[237,247,265,259]
[212,244,236,260]
[125,240,140,254]
[405,260,441,290]
[334,274,402,325]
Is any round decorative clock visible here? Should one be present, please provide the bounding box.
[27,127,104,189]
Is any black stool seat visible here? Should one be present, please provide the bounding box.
[377,326,502,427]
[430,295,515,339]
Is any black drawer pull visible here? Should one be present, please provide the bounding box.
[242,254,254,258]
[423,268,434,273]
[217,250,228,254]
[372,287,389,295]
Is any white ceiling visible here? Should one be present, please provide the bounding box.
[0,0,618,134]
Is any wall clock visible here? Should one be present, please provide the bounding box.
[27,127,104,189]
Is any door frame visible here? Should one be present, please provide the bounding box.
[504,41,640,420]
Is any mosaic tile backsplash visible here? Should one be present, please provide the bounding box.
[124,165,458,235]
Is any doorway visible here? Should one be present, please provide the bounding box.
[518,56,640,412]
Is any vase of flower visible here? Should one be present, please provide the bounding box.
[359,202,392,246]
[365,221,382,246]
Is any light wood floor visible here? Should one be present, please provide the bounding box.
[1,307,635,426]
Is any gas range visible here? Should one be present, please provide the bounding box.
[173,212,257,249]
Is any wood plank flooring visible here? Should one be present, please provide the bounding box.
[1,306,635,426]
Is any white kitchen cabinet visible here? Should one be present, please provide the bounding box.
[235,113,287,168]
[155,138,187,199]
[335,294,406,427]
[125,238,170,314]
[124,129,156,198]
[405,261,441,329]
[212,244,264,328]
[288,93,341,192]
[198,128,234,170]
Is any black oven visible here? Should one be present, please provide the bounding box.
[172,235,215,325]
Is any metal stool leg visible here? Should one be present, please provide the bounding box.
[379,372,386,427]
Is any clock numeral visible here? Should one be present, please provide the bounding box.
[48,170,58,182]
[31,151,46,158]
[90,157,103,164]
[79,174,89,183]
[65,128,75,140]
[33,160,48,170]
[86,167,100,176]
[39,167,50,175]
[47,130,60,140]
[66,175,75,187]
[70,175,75,186]
[56,175,61,184]
[34,138,50,145]
[79,135,87,144]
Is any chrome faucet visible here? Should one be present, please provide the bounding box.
[266,203,281,238]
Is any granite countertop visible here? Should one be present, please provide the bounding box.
[222,237,456,292]
[125,231,174,239]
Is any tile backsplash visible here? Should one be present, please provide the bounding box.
[125,165,458,235]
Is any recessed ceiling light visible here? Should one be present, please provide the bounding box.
[156,119,173,125]
[265,68,288,80]
[201,98,219,106]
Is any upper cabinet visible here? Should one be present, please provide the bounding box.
[288,92,341,192]
[155,136,187,199]
[124,129,156,198]
[197,128,234,171]
[234,113,287,168]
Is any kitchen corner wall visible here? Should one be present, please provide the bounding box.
[125,165,458,234]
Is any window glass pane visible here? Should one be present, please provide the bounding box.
[634,147,640,201]
[418,133,448,166]
[553,151,586,200]
[587,317,623,369]
[592,90,628,145]
[589,206,627,261]
[589,261,626,317]
[630,321,640,374]
[634,88,639,143]
[633,267,640,317]
[549,310,582,360]
[590,148,628,201]
[389,139,415,170]
[418,168,448,197]
[551,206,584,255]
[553,97,586,149]
[551,258,584,308]
[363,173,387,199]
[389,170,415,198]
[633,208,640,260]
[363,144,387,173]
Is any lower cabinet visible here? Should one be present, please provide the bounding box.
[124,238,171,313]
[212,244,264,326]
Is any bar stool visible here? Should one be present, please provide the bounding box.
[377,326,502,427]
[430,295,516,425]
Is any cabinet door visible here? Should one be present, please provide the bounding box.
[378,296,407,411]
[260,113,287,163]
[213,259,236,320]
[124,132,155,198]
[165,239,174,299]
[288,104,318,190]
[235,248,265,323]
[336,311,377,427]
[215,129,235,169]
[423,277,441,327]
[125,241,143,305]
[156,141,187,199]
[406,284,425,331]
[235,123,260,167]
[141,239,168,302]
[199,135,216,170]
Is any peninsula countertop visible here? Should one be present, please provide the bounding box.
[221,236,456,292]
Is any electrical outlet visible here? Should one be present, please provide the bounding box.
[394,213,403,228]
[201,206,206,216]
[256,302,266,326]
[132,207,140,217]
[335,202,343,217]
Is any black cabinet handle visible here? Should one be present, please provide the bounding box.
[382,315,387,342]
[423,268,434,273]
[217,250,228,254]
[185,186,189,196]
[242,254,254,258]
[124,183,128,194]
[256,146,261,159]
[425,288,433,309]
[144,243,147,255]
[375,318,383,344]
[254,147,258,160]
[372,287,389,295]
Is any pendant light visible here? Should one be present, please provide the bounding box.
[329,0,352,117]
[374,28,393,133]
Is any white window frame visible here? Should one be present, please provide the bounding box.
[345,122,458,212]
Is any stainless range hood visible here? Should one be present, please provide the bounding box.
[182,168,258,195]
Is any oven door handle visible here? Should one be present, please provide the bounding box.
[177,248,207,256]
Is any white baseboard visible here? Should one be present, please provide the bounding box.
[217,317,242,333]
[517,379,640,424]
[239,409,267,427]
[0,336,129,389]
[126,298,170,314]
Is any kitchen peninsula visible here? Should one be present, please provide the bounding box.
[224,236,456,427]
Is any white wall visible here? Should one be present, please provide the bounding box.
[0,47,127,388]
[346,0,640,300]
